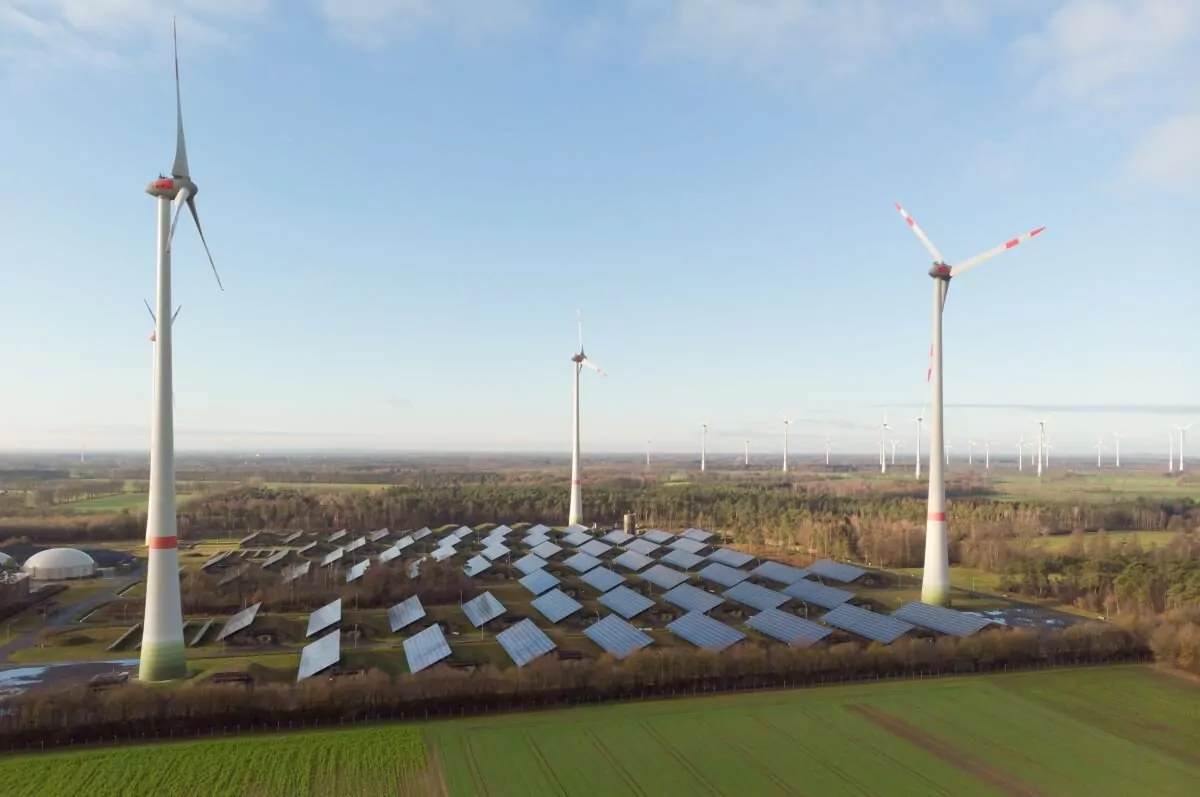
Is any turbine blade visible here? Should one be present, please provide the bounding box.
[167,187,189,250]
[187,197,224,291]
[950,226,1046,277]
[171,18,190,179]
[576,308,583,353]
[144,298,156,323]
[894,202,944,263]
[581,358,606,376]
[171,305,182,324]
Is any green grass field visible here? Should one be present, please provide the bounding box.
[1034,529,1181,552]
[2,666,1196,796]
[61,492,196,514]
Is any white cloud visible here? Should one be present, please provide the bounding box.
[1124,114,1200,191]
[315,0,541,47]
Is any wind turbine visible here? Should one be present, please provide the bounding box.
[1169,430,1175,474]
[1175,423,1194,472]
[823,436,834,466]
[781,414,792,473]
[645,440,651,468]
[1093,437,1107,468]
[966,438,976,466]
[140,21,224,683]
[1112,432,1124,468]
[984,438,995,469]
[912,407,926,479]
[1043,442,1054,468]
[943,442,953,465]
[1035,419,1047,478]
[878,413,892,474]
[569,310,606,527]
[889,438,905,464]
[700,423,708,472]
[895,202,1044,606]
[744,439,750,467]
[1017,437,1027,471]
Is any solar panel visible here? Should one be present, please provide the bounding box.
[282,561,311,583]
[483,532,508,547]
[751,561,810,585]
[663,583,725,613]
[893,602,994,637]
[781,579,854,609]
[367,528,391,543]
[202,550,230,569]
[430,546,455,563]
[530,541,563,559]
[624,538,660,556]
[562,531,592,547]
[496,618,556,667]
[378,545,402,564]
[306,598,342,637]
[463,556,491,577]
[707,547,754,568]
[723,581,789,611]
[395,535,415,551]
[682,528,715,542]
[327,529,347,544]
[641,529,675,544]
[667,612,743,652]
[513,553,548,575]
[579,540,613,557]
[297,629,340,681]
[585,615,653,660]
[490,524,513,536]
[481,544,509,561]
[403,624,451,674]
[614,551,654,571]
[407,558,424,578]
[296,541,318,556]
[320,547,344,568]
[598,586,656,619]
[697,563,750,588]
[437,536,458,550]
[601,530,633,546]
[412,527,432,541]
[564,552,602,573]
[746,609,832,646]
[527,524,551,535]
[821,604,913,643]
[522,532,550,547]
[346,560,370,583]
[281,531,304,544]
[564,523,589,535]
[239,531,260,546]
[807,559,868,583]
[387,595,425,632]
[669,538,707,555]
[261,549,289,569]
[531,589,583,623]
[215,602,261,642]
[453,525,475,538]
[461,591,506,627]
[519,568,560,596]
[659,549,704,570]
[581,567,626,593]
[344,537,367,553]
[641,564,689,590]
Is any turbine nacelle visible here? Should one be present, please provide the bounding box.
[145,176,198,200]
[928,264,951,279]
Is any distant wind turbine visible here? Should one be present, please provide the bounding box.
[1044,442,1054,468]
[1174,423,1193,472]
[1093,437,1107,468]
[781,414,793,473]
[645,439,651,469]
[1112,432,1125,469]
[878,413,892,474]
[912,407,926,479]
[889,438,905,464]
[943,442,953,466]
[967,438,976,466]
[1169,430,1175,474]
[823,436,834,466]
[1035,420,1047,478]
[744,439,750,467]
[700,423,708,472]
[569,310,606,527]
[984,438,995,469]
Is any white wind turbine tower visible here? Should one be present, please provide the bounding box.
[895,202,1044,606]
[1093,436,1107,468]
[645,440,651,468]
[1044,441,1054,468]
[912,407,926,479]
[1017,436,1026,471]
[1168,430,1175,474]
[1111,432,1125,469]
[141,22,225,683]
[878,413,892,474]
[700,423,708,472]
[966,438,976,466]
[823,436,834,466]
[1175,423,1194,472]
[568,311,606,527]
[744,439,751,467]
[144,300,181,539]
[944,442,953,465]
[781,414,793,473]
[1035,420,1047,478]
[889,438,905,464]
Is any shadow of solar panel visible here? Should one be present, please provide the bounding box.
[327,530,347,544]
[697,563,750,588]
[531,588,583,623]
[747,609,832,646]
[707,548,754,568]
[387,595,425,632]
[306,598,342,637]
[782,579,854,609]
[215,602,261,642]
[217,566,246,587]
[564,552,602,573]
[667,612,743,652]
[563,531,592,547]
[579,540,613,557]
[807,559,868,583]
[412,527,432,541]
[601,530,633,546]
[641,564,689,590]
[682,528,714,542]
[723,581,788,611]
[297,629,340,681]
[281,531,304,544]
[431,546,455,563]
[461,591,506,627]
[641,529,675,545]
[482,544,509,561]
[530,541,563,559]
[202,550,230,569]
[463,556,491,577]
[662,583,725,613]
[296,541,318,556]
[751,561,809,585]
[598,586,656,618]
[581,567,626,593]
[367,528,391,543]
[893,602,993,637]
[614,551,654,572]
[527,524,551,535]
[282,560,311,583]
[624,538,660,556]
[668,538,707,555]
[513,554,547,575]
[320,547,344,568]
[344,537,367,553]
[659,549,704,570]
[403,624,452,674]
[522,532,550,547]
[378,545,402,564]
[261,549,289,569]
[346,560,370,583]
[519,568,560,596]
[496,618,556,667]
[585,615,653,660]
[821,604,913,643]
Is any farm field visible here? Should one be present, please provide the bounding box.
[986,472,1200,502]
[1035,529,1181,551]
[61,492,197,514]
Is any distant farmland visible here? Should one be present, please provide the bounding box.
[3,666,1196,796]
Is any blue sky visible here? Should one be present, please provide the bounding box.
[1,0,1198,456]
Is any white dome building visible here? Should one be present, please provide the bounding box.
[22,548,96,580]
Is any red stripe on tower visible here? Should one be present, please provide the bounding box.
[148,536,179,550]
[928,512,946,522]
[571,479,581,486]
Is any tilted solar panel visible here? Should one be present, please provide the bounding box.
[519,568,561,596]
[781,579,854,609]
[202,550,230,569]
[598,586,656,619]
[217,566,246,587]
[453,525,475,538]
[430,546,455,563]
[667,612,743,652]
[320,547,344,568]
[378,545,402,564]
[893,602,994,638]
[296,541,318,556]
[641,530,675,545]
[821,604,913,644]
[659,549,704,571]
[367,528,391,543]
[496,619,556,667]
[662,583,725,614]
[481,544,510,561]
[513,553,548,575]
[581,567,626,593]
[722,581,789,612]
[281,531,304,544]
[807,559,868,583]
[490,524,513,536]
[531,588,583,623]
[751,560,810,585]
[601,530,633,546]
[346,559,370,583]
[412,527,432,541]
[344,537,367,553]
[746,609,832,646]
[641,564,690,590]
[407,558,424,579]
[387,595,425,632]
[461,591,506,628]
[706,547,755,568]
[522,531,550,546]
[215,602,262,642]
[624,538,660,556]
[526,523,551,535]
[306,598,342,637]
[562,531,592,547]
[681,528,715,543]
[585,615,653,660]
[395,535,415,550]
[563,523,589,535]
[239,531,260,546]
[297,629,340,681]
[668,538,707,555]
[697,563,750,588]
[462,556,491,577]
[564,552,603,573]
[403,624,452,674]
[326,529,347,544]
[530,541,564,559]
[613,551,654,572]
[261,549,289,569]
[579,540,613,558]
[282,561,311,583]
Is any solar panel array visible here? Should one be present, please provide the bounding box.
[327,530,347,544]
[624,538,660,556]
[531,589,583,623]
[681,528,715,542]
[663,583,725,614]
[527,523,551,535]
[367,528,391,543]
[430,546,455,563]
[387,595,425,632]
[320,548,344,568]
[496,619,556,667]
[396,535,415,551]
[581,567,626,593]
[215,602,262,642]
[282,561,311,583]
[668,538,707,555]
[821,604,913,644]
[297,629,340,681]
[893,602,993,637]
[585,616,653,660]
[522,531,550,547]
[463,556,491,577]
[807,559,868,583]
[563,530,592,547]
[697,563,750,588]
[346,560,370,583]
[598,585,656,619]
[641,529,675,545]
[667,612,744,652]
[707,548,755,568]
[306,598,342,637]
[261,549,289,569]
[403,624,452,674]
[344,537,367,553]
[564,552,602,573]
[202,550,230,569]
[412,527,432,541]
[579,539,613,558]
[513,554,548,575]
[659,549,705,570]
[530,541,563,559]
[747,609,832,646]
[614,551,654,571]
[481,544,509,561]
[641,564,690,590]
[461,591,506,627]
[751,561,809,585]
[281,531,304,544]
[723,581,789,611]
[781,579,854,609]
[601,530,633,546]
[519,569,560,596]
[378,545,402,564]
